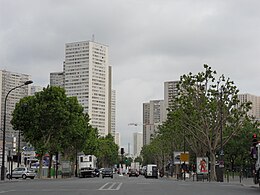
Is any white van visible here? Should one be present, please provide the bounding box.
[145,164,158,179]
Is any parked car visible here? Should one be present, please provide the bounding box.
[128,169,139,177]
[6,167,36,179]
[102,168,113,178]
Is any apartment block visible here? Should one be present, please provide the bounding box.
[62,40,112,137]
[143,100,165,145]
[50,71,65,88]
[164,80,179,111]
[0,70,31,150]
[30,86,43,95]
[133,132,143,157]
[114,132,120,148]
[237,93,260,120]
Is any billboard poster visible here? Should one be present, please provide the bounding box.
[196,157,208,174]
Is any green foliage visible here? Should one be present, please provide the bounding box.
[134,156,143,165]
[224,120,259,170]
[11,86,88,176]
[142,64,254,181]
[95,134,119,167]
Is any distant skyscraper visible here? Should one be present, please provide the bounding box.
[50,71,65,88]
[164,81,179,111]
[143,100,165,145]
[133,132,143,157]
[114,132,120,147]
[63,40,112,136]
[0,70,31,150]
[30,86,43,95]
[237,93,260,120]
[110,90,116,137]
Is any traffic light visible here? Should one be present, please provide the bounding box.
[252,133,258,146]
[120,148,124,155]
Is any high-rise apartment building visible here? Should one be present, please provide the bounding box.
[110,90,116,137]
[164,81,179,111]
[50,71,65,88]
[114,132,120,148]
[237,93,260,120]
[143,100,165,145]
[133,132,143,157]
[0,70,31,150]
[63,40,112,137]
[30,86,43,95]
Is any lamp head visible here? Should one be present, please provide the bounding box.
[24,80,33,85]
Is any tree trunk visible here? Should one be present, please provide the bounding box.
[48,154,53,178]
[38,154,43,179]
[210,151,217,181]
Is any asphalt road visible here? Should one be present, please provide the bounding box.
[0,174,260,195]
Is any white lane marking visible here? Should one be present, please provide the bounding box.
[108,182,117,189]
[114,182,122,190]
[98,182,122,190]
[99,182,112,190]
[0,190,15,194]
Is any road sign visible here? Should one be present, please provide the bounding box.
[180,153,189,162]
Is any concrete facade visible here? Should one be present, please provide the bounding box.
[143,100,165,145]
[63,41,111,137]
[0,70,31,153]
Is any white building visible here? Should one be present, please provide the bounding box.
[133,132,143,157]
[237,93,260,120]
[0,70,31,151]
[63,40,112,136]
[143,100,165,145]
[50,71,65,88]
[110,89,116,137]
[114,132,120,147]
[164,80,179,112]
[30,86,43,95]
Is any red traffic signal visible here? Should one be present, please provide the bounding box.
[252,134,258,146]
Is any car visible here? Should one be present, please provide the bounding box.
[92,168,100,177]
[128,169,139,177]
[6,167,37,179]
[102,168,113,178]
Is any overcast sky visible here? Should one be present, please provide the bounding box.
[1,0,260,152]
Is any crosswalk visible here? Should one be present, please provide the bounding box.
[98,182,122,190]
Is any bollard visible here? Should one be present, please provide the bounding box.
[227,170,229,183]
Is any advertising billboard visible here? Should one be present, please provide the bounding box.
[196,157,209,174]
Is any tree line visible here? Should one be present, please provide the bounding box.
[141,65,259,181]
[11,86,119,178]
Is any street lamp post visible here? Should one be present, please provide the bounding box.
[219,87,224,182]
[17,129,21,167]
[1,80,33,180]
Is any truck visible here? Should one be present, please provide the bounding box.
[130,162,140,172]
[78,155,97,178]
[144,164,158,179]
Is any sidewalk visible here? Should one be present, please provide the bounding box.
[171,174,258,187]
[224,175,258,187]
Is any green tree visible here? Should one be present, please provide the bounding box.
[165,64,252,181]
[224,120,259,172]
[134,156,143,165]
[96,134,119,167]
[11,86,87,178]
